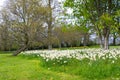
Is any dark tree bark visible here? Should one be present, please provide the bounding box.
[12,45,27,56]
[47,0,53,50]
[113,37,116,46]
[113,33,116,46]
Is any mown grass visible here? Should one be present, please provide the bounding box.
[0,53,84,80]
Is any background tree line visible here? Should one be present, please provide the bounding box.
[0,0,119,56]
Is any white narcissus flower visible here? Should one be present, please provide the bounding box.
[64,61,67,63]
[112,60,115,63]
[22,48,120,61]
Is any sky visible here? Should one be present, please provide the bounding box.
[0,0,6,9]
[58,0,64,2]
[0,0,63,9]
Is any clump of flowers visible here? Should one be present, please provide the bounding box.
[21,48,120,79]
[21,48,120,66]
[22,48,120,61]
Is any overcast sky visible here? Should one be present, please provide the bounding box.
[0,0,5,9]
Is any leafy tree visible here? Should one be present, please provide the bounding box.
[64,0,120,49]
[43,0,61,50]
[4,0,48,56]
[0,9,12,50]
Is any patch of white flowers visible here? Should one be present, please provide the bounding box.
[22,48,120,61]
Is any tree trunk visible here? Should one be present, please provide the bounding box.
[113,33,116,46]
[48,28,52,50]
[12,45,27,56]
[99,39,103,49]
[47,0,53,50]
[13,31,29,56]
[48,44,52,50]
[48,31,52,50]
[3,42,7,51]
[113,37,116,46]
[103,27,110,50]
[98,34,104,49]
[83,33,87,46]
[104,36,109,50]
[58,43,61,49]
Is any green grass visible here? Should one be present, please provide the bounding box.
[54,45,120,50]
[89,45,120,49]
[0,53,84,80]
[41,57,120,80]
[1,52,120,80]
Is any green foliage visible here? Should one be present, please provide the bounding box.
[64,0,120,35]
[64,0,74,7]
[100,13,113,26]
[117,10,120,16]
[61,24,89,34]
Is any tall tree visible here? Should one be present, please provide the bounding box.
[43,0,61,50]
[5,0,47,56]
[0,9,11,50]
[47,0,53,50]
[64,0,120,49]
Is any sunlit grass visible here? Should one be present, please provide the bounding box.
[0,53,84,80]
[40,56,120,80]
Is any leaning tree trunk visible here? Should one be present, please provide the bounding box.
[13,32,29,56]
[12,45,27,56]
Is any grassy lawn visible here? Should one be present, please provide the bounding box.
[0,49,120,80]
[55,45,120,50]
[0,53,84,80]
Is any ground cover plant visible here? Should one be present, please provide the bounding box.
[22,48,120,80]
